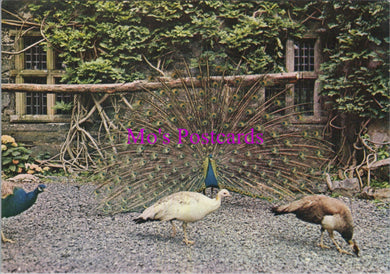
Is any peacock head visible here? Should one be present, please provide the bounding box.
[37,184,46,193]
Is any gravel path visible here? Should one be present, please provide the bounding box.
[1,181,389,273]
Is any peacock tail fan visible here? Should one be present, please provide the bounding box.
[93,61,333,214]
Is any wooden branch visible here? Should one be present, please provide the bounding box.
[1,72,302,94]
[2,38,45,55]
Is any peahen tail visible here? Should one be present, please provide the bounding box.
[93,62,333,214]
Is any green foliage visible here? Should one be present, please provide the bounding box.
[26,0,307,81]
[319,1,389,119]
[52,100,73,112]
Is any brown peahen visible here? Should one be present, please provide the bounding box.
[271,195,360,256]
[94,62,333,214]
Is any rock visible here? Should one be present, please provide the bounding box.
[359,186,390,201]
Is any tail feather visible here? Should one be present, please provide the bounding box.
[133,217,159,224]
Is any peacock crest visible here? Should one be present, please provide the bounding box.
[94,62,333,214]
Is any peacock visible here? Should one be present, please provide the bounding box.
[134,189,231,245]
[271,195,360,256]
[1,180,46,243]
[94,62,333,214]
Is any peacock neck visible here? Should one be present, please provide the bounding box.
[23,189,40,209]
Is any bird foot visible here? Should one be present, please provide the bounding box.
[183,239,195,245]
[337,248,353,255]
[1,235,15,243]
[318,243,330,249]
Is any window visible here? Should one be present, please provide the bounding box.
[294,80,315,115]
[265,84,286,114]
[294,39,315,72]
[24,77,47,115]
[285,37,322,120]
[10,31,71,121]
[24,37,47,70]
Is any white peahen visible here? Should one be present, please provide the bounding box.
[134,189,231,245]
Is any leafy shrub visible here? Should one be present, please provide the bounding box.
[1,135,50,176]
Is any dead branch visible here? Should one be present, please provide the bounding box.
[1,72,304,94]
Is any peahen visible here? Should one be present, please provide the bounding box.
[134,189,231,245]
[94,62,333,214]
[271,195,360,256]
[1,180,46,243]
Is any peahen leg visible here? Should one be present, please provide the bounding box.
[1,231,15,243]
[182,222,194,245]
[318,227,330,249]
[170,220,177,237]
[328,230,352,255]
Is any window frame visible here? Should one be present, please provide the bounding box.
[9,30,68,123]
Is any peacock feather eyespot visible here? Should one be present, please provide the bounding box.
[283,139,292,147]
[212,81,219,88]
[246,108,254,115]
[202,120,208,126]
[264,113,273,120]
[302,131,309,138]
[315,150,322,157]
[197,105,204,111]
[210,112,217,119]
[179,103,186,108]
[227,107,234,113]
[254,125,265,132]
[267,160,274,167]
[184,162,190,167]
[142,183,148,190]
[233,94,240,101]
[270,131,279,138]
[199,89,205,96]
[241,161,248,167]
[150,152,158,160]
[148,173,155,179]
[136,146,145,154]
[251,94,259,101]
[187,115,194,121]
[271,148,279,155]
[166,103,173,110]
[196,75,202,80]
[171,89,179,95]
[282,156,289,163]
[140,159,147,166]
[298,152,305,160]
[170,116,178,123]
[162,147,170,154]
[155,165,162,172]
[210,96,217,103]
[257,154,263,160]
[176,143,184,149]
[238,121,246,127]
[166,158,173,164]
[259,171,266,177]
[237,168,243,174]
[281,120,290,127]
[223,123,230,129]
[145,110,153,116]
[196,129,201,135]
[178,153,185,159]
[275,171,281,177]
[229,158,235,163]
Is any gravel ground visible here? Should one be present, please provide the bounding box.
[1,181,389,273]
